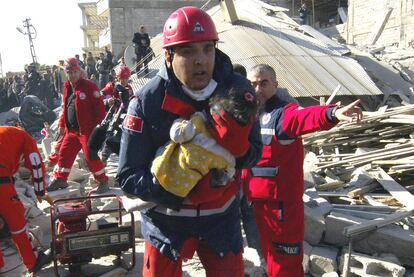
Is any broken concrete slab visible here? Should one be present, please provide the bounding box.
[68,167,90,183]
[310,245,339,276]
[340,249,405,277]
[304,188,333,216]
[324,212,414,266]
[304,205,326,246]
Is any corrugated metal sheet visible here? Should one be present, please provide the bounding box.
[130,0,383,98]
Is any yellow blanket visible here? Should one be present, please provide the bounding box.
[151,114,233,197]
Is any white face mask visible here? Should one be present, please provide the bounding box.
[182,79,217,101]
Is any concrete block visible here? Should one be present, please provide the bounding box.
[304,205,326,245]
[324,212,414,267]
[310,246,338,276]
[122,211,142,238]
[323,212,361,246]
[303,241,312,274]
[304,188,333,216]
[339,250,405,277]
[68,167,90,183]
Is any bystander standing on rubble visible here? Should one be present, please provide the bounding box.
[22,63,41,98]
[117,6,262,276]
[75,54,85,70]
[0,79,9,113]
[0,126,52,275]
[96,52,111,89]
[85,52,97,78]
[48,57,109,194]
[243,64,363,277]
[299,3,310,25]
[8,75,24,107]
[132,25,153,75]
[54,60,67,95]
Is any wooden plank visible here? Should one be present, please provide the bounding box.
[377,167,414,210]
[317,181,345,191]
[347,182,378,198]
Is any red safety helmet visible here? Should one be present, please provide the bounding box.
[64,58,81,73]
[115,65,131,79]
[163,6,219,49]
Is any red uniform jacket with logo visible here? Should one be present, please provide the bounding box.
[58,78,106,135]
[244,95,337,201]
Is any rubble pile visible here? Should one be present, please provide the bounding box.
[302,104,414,276]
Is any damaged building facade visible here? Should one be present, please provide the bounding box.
[79,0,208,58]
[346,0,414,48]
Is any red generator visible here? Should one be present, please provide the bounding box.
[50,195,135,276]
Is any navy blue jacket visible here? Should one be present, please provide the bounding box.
[117,49,262,260]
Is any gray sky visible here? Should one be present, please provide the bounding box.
[0,0,88,73]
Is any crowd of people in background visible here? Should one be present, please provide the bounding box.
[0,47,118,114]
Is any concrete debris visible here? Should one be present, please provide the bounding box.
[301,104,414,275]
[303,241,313,274]
[309,246,339,276]
[340,250,405,277]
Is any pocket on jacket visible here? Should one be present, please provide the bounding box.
[246,176,277,200]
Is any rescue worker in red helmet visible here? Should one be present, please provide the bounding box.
[117,6,262,277]
[0,126,52,274]
[99,65,134,162]
[243,64,363,276]
[101,65,133,110]
[48,57,109,193]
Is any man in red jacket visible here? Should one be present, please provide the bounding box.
[48,57,109,193]
[244,64,362,277]
[0,126,52,274]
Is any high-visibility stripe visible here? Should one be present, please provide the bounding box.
[10,226,26,235]
[54,166,71,173]
[261,128,275,135]
[154,195,236,217]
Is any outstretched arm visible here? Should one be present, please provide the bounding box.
[333,100,363,123]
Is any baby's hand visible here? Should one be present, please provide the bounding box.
[170,119,196,143]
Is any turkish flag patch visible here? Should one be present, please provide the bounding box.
[123,114,143,133]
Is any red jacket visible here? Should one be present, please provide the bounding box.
[59,78,106,135]
[0,126,46,196]
[244,95,337,201]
